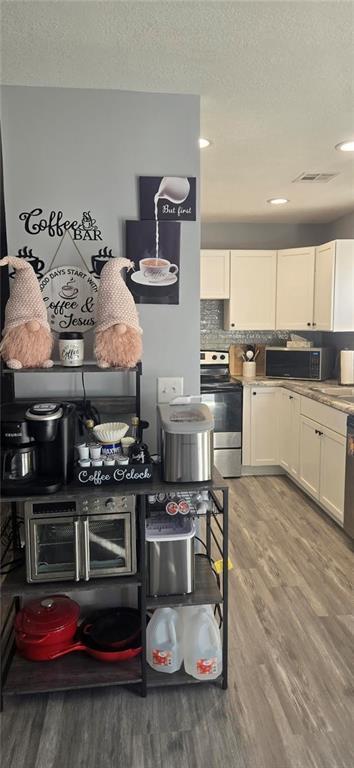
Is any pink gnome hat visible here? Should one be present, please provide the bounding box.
[0,256,50,334]
[95,257,142,334]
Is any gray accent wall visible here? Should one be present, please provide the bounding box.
[327,211,354,239]
[1,86,200,448]
[201,222,329,250]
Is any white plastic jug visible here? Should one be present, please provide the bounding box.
[183,606,222,680]
[147,607,183,674]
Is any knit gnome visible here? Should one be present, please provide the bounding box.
[94,257,142,368]
[0,256,54,369]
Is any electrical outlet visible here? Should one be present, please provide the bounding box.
[157,377,184,403]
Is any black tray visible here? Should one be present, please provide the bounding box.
[73,463,153,487]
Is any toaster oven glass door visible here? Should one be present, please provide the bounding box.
[28,516,78,581]
[85,513,134,577]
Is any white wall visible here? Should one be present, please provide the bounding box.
[1,86,200,447]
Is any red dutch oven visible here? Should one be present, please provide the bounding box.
[15,595,80,661]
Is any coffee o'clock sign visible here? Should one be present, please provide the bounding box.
[39,266,99,333]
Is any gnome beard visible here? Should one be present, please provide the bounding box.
[0,322,54,369]
[95,323,142,369]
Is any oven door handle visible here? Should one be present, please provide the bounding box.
[83,517,90,582]
[74,518,80,582]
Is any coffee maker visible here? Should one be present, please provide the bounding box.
[1,402,76,495]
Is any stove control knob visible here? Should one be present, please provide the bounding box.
[220,354,225,360]
[105,498,115,510]
[212,354,217,360]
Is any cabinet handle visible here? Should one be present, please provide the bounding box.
[307,322,311,326]
[312,322,316,327]
[252,391,257,395]
[289,395,294,400]
[315,429,323,436]
[231,323,235,328]
[74,519,80,582]
[83,518,90,582]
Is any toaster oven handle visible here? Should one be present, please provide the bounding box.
[74,518,80,582]
[83,517,90,581]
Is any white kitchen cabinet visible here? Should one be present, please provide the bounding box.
[250,387,279,466]
[298,416,321,498]
[298,415,346,523]
[314,240,354,331]
[279,389,300,478]
[319,426,346,523]
[276,247,315,330]
[224,250,276,330]
[200,250,230,299]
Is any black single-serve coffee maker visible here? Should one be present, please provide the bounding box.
[1,402,76,495]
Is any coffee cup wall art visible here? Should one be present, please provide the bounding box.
[125,220,181,304]
[139,176,196,221]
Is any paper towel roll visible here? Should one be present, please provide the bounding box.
[340,350,354,385]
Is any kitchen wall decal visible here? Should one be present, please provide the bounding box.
[9,247,45,279]
[139,176,196,221]
[90,247,115,277]
[125,220,181,305]
[19,208,103,241]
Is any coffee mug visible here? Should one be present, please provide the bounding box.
[91,254,113,276]
[139,258,178,283]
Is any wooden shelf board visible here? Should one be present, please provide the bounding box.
[2,566,141,598]
[146,556,222,609]
[3,652,142,695]
[147,666,222,688]
[1,466,227,502]
[1,363,141,374]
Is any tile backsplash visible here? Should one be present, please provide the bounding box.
[201,300,300,350]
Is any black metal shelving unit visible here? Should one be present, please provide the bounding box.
[1,363,228,705]
[1,470,228,704]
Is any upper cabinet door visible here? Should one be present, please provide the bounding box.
[332,239,354,331]
[200,250,230,299]
[276,247,315,330]
[313,242,335,331]
[225,250,276,330]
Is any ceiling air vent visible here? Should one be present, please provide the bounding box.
[292,172,339,183]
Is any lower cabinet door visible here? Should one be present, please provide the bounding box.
[279,390,291,471]
[250,387,279,465]
[289,394,300,479]
[299,416,321,498]
[319,427,346,523]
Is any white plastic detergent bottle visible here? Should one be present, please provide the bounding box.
[146,607,183,674]
[183,605,222,681]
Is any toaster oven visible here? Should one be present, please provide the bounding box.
[24,494,136,583]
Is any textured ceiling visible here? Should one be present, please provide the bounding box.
[1,0,354,223]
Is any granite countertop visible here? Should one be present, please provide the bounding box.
[234,377,354,415]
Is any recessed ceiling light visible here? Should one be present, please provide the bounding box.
[267,197,289,205]
[199,138,211,149]
[335,140,354,152]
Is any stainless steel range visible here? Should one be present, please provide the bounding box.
[200,351,242,477]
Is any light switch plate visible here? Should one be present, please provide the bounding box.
[157,377,184,403]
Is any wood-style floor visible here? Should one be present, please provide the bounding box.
[1,476,354,768]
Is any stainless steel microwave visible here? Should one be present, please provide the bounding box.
[265,347,334,381]
[24,494,136,583]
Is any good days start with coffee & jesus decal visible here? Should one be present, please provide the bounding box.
[39,265,98,333]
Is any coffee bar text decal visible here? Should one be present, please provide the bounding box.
[39,266,99,332]
[19,209,103,241]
